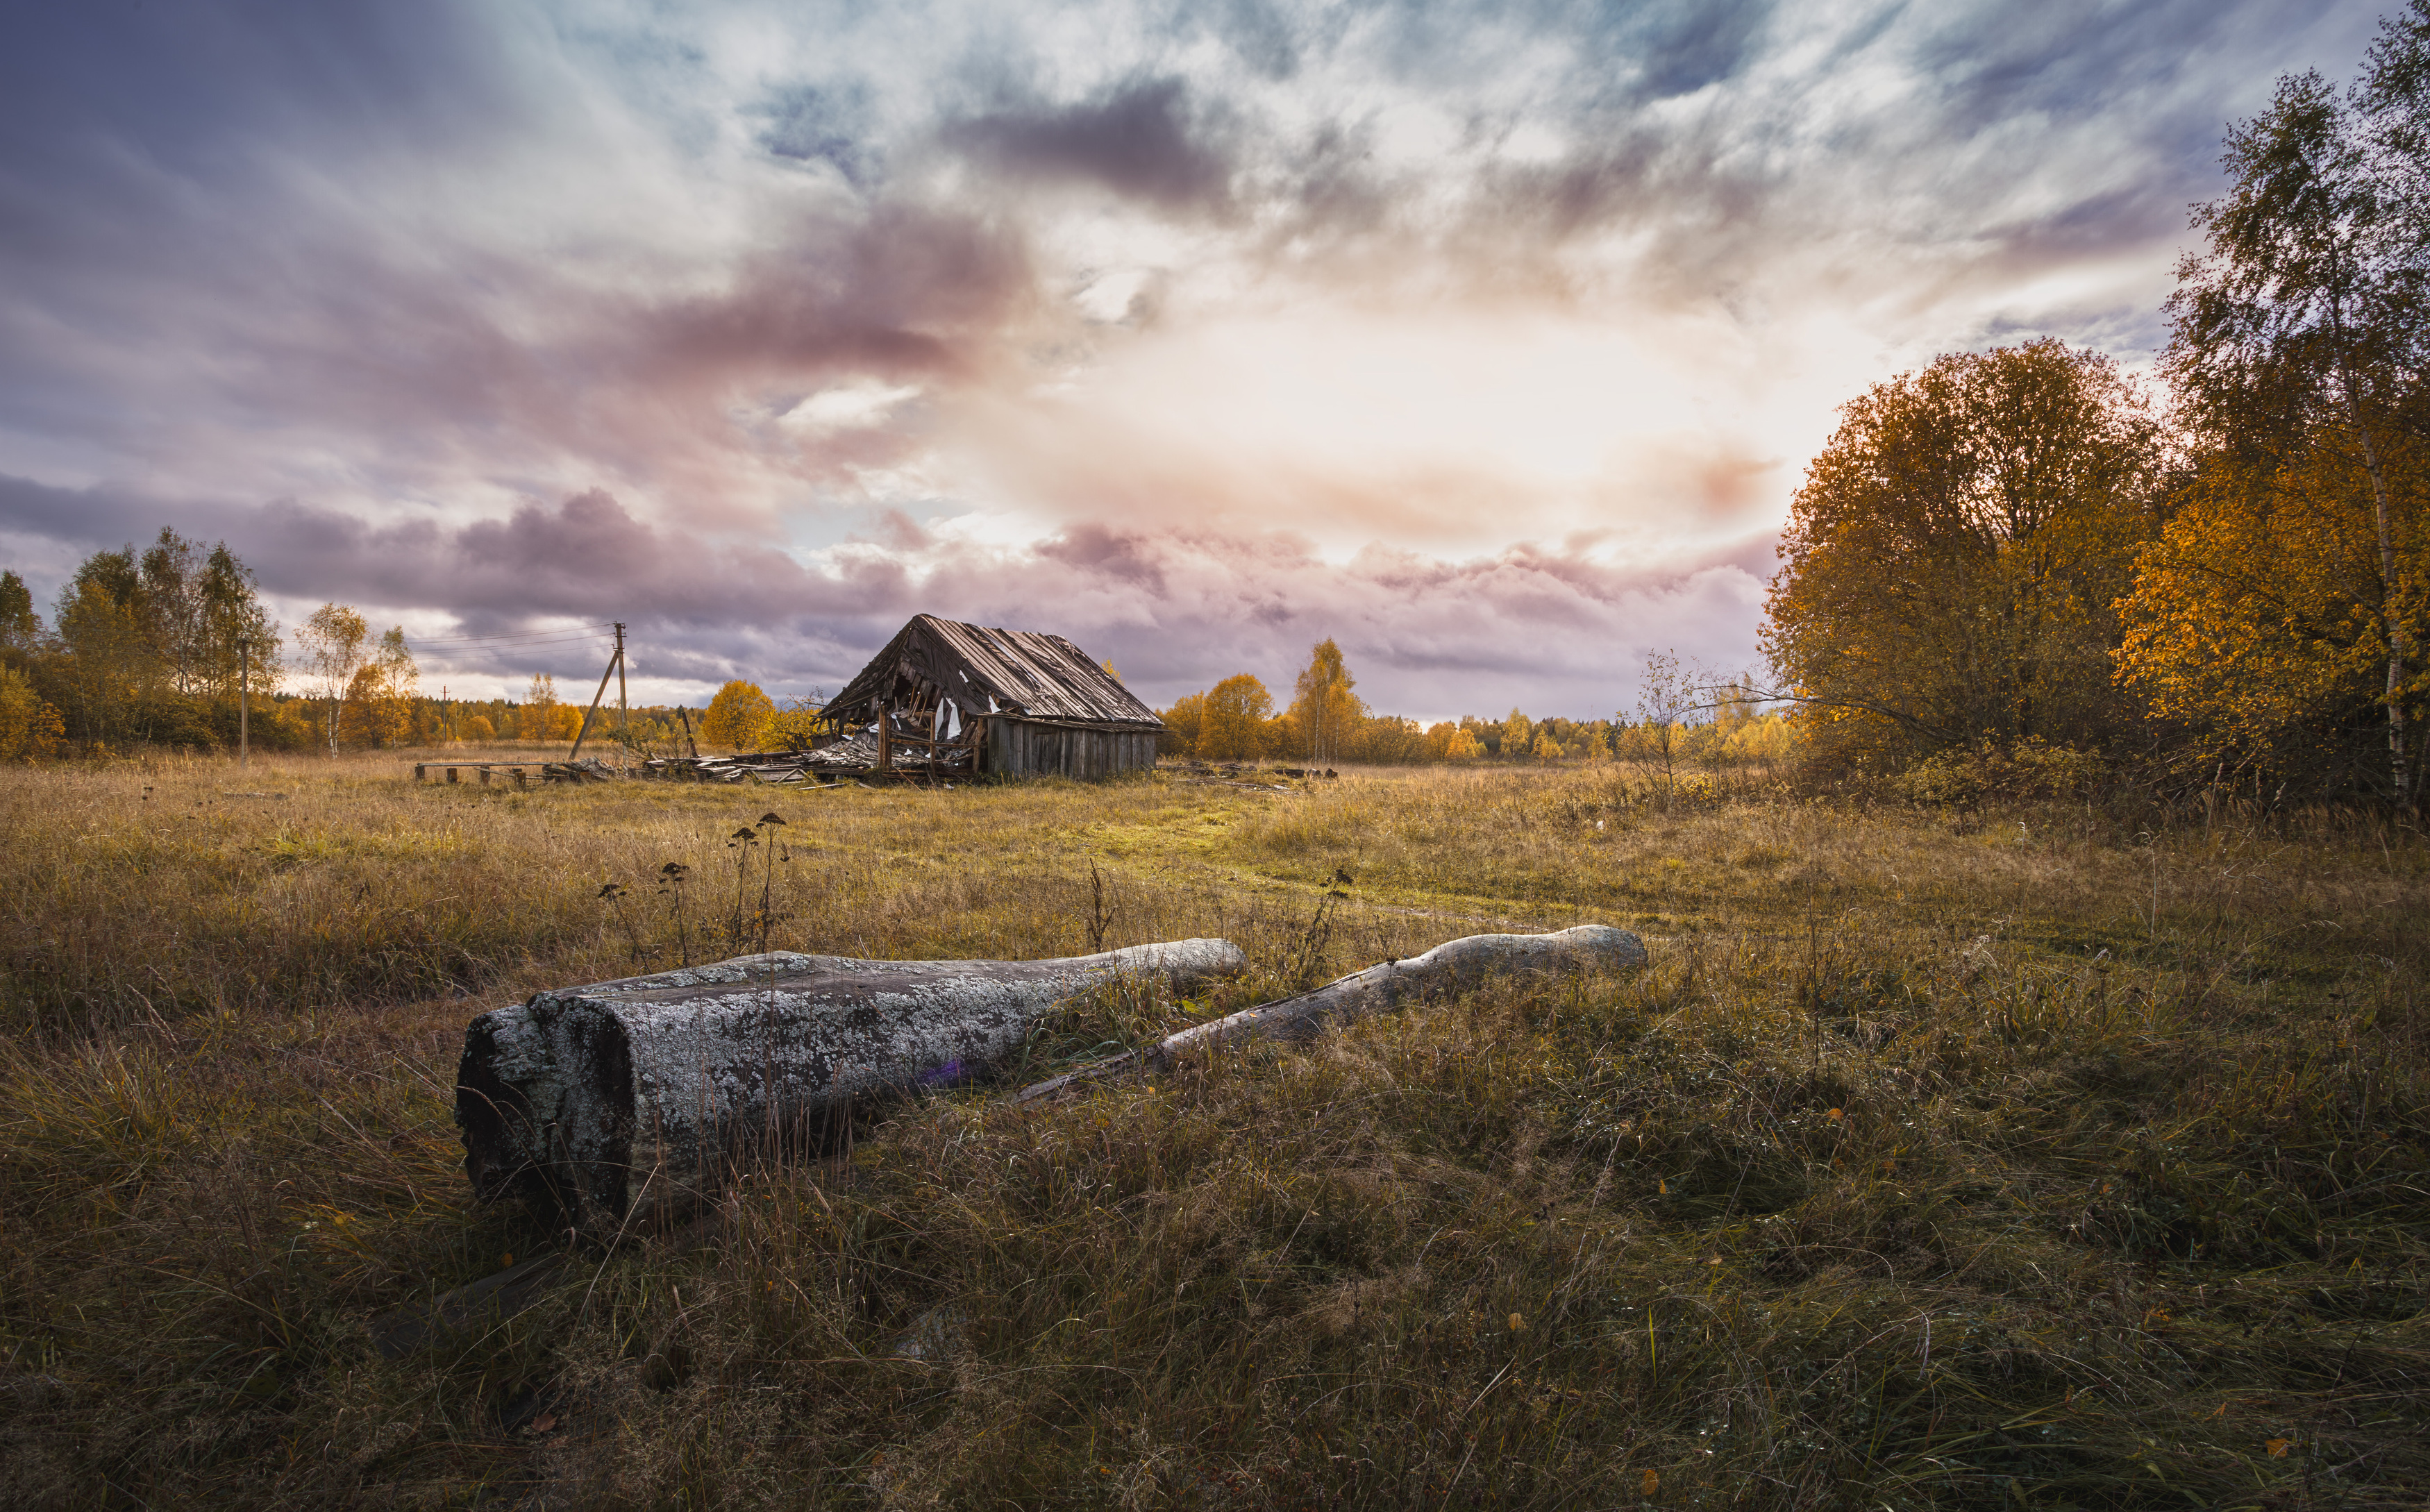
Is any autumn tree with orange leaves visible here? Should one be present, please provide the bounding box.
[2118,14,2430,807]
[1763,339,2170,773]
[1196,674,1274,760]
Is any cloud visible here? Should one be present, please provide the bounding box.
[0,471,1765,716]
[944,76,1237,212]
[949,521,1775,719]
[0,0,2399,719]
[754,80,884,188]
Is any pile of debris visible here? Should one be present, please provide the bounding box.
[637,734,973,786]
[544,758,620,783]
[421,750,1334,790]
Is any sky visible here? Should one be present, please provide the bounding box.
[0,0,2395,721]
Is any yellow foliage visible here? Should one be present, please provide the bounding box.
[517,698,580,742]
[1350,714,1425,764]
[764,704,829,748]
[516,674,561,741]
[2118,435,2427,780]
[1723,714,1798,763]
[1896,737,2102,804]
[1285,639,1362,766]
[1198,674,1273,760]
[0,666,65,759]
[702,680,775,750]
[1505,707,1534,757]
[1422,721,1486,761]
[1159,691,1206,756]
[339,630,419,748]
[1766,339,2162,764]
[340,665,406,748]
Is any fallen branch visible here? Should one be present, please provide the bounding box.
[1013,924,1647,1102]
[457,939,1246,1232]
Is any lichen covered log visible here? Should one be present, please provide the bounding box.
[1016,925,1646,1102]
[458,940,1245,1230]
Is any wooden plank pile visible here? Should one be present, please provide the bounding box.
[1164,759,1341,791]
[411,748,974,789]
[637,729,976,786]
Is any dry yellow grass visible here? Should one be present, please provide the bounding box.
[1,750,2424,1507]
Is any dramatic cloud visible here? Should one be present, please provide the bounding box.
[945,76,1238,210]
[0,0,2394,714]
[0,471,1762,719]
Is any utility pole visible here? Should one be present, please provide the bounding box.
[614,621,627,767]
[235,637,251,768]
[567,626,626,764]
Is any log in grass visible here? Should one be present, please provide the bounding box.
[1014,924,1649,1102]
[456,940,1246,1232]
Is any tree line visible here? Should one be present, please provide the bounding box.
[1770,6,2430,811]
[0,535,707,759]
[1,529,284,757]
[0,533,450,757]
[1153,638,1794,782]
[0,542,840,763]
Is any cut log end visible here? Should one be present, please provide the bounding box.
[455,939,1246,1233]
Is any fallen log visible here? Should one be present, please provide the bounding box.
[1014,924,1646,1103]
[457,939,1246,1232]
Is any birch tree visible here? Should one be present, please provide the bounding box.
[297,604,369,755]
[2149,16,2430,807]
[1287,639,1361,767]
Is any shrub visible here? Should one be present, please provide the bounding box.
[0,665,64,759]
[1897,736,2105,806]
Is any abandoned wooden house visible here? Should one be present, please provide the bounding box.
[816,614,1164,780]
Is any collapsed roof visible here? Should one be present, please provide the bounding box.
[822,614,1164,730]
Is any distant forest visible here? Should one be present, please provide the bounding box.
[0,546,1788,776]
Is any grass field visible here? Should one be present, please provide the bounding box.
[2,750,2425,1509]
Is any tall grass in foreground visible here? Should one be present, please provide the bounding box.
[1,753,2424,1508]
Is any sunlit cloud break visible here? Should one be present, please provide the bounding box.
[0,0,2389,716]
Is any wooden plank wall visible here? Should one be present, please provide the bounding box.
[986,721,1157,779]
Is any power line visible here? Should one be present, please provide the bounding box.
[410,627,619,650]
[414,641,614,656]
[410,623,616,644]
